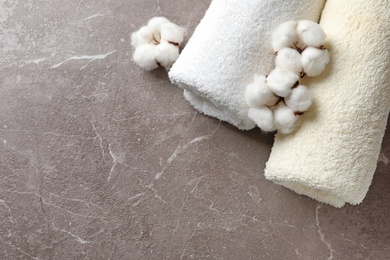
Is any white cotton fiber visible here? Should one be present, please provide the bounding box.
[245,74,279,107]
[301,47,330,77]
[131,26,155,47]
[274,103,299,134]
[285,85,312,112]
[250,20,327,133]
[248,106,275,132]
[131,32,140,48]
[160,23,186,46]
[275,47,303,75]
[133,44,159,71]
[147,17,172,43]
[131,17,185,71]
[148,17,171,28]
[297,20,326,48]
[266,68,299,97]
[155,41,180,70]
[272,21,298,52]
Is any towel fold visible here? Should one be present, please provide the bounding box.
[169,0,325,130]
[265,0,390,207]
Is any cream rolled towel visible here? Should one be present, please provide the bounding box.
[169,0,325,130]
[265,0,390,207]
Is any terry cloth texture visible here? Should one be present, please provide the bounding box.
[265,0,390,207]
[169,0,325,130]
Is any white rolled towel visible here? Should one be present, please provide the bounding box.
[265,0,390,207]
[169,0,325,130]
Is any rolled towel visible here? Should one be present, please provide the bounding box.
[265,0,390,207]
[169,0,326,130]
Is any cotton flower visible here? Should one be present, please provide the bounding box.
[160,22,186,46]
[155,41,180,70]
[275,47,302,76]
[266,68,299,97]
[248,107,275,132]
[147,17,172,43]
[131,26,155,48]
[272,21,298,52]
[131,17,185,71]
[285,85,312,112]
[245,74,279,107]
[133,44,159,71]
[274,103,299,134]
[250,20,329,134]
[147,16,171,28]
[297,20,326,48]
[301,47,330,77]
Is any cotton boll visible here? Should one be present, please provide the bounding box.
[147,16,171,28]
[147,17,172,41]
[155,41,180,70]
[248,107,275,132]
[245,74,279,107]
[266,68,299,97]
[274,103,299,134]
[297,20,326,48]
[131,31,140,48]
[301,47,330,77]
[272,21,298,52]
[275,47,302,75]
[160,23,186,46]
[131,26,156,48]
[133,44,159,71]
[285,85,312,112]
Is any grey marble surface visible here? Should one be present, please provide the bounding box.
[1,0,389,259]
